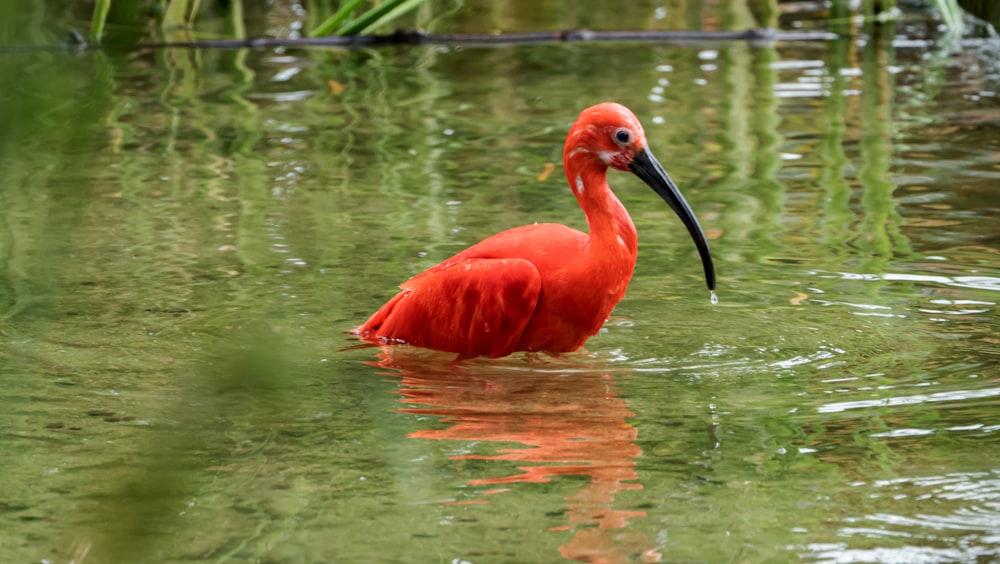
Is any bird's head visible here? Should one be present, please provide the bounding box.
[565,102,717,293]
[565,102,649,172]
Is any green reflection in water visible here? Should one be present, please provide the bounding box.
[856,21,910,273]
[820,37,855,261]
[1,3,999,563]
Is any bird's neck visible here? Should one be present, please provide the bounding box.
[565,154,638,257]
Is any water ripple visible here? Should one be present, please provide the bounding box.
[799,471,1000,562]
[800,543,991,563]
[814,270,1000,292]
[818,387,1000,413]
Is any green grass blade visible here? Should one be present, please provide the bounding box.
[90,0,112,44]
[933,0,963,31]
[189,0,202,25]
[336,0,407,36]
[351,0,427,35]
[163,0,198,28]
[309,0,367,37]
[419,0,463,31]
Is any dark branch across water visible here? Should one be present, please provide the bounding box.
[0,28,841,54]
[138,28,839,51]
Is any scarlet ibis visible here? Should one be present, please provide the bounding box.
[354,102,716,358]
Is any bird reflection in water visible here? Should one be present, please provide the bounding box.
[370,350,662,563]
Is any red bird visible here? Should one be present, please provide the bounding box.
[354,102,716,358]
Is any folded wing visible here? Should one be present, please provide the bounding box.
[355,258,542,358]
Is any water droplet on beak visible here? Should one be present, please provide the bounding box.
[710,290,719,305]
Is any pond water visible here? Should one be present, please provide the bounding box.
[1,2,999,563]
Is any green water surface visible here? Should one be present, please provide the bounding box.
[1,2,998,563]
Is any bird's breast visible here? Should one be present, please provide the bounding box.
[514,233,637,353]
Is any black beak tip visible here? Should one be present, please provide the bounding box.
[629,148,717,296]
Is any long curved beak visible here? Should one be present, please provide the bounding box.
[629,147,716,291]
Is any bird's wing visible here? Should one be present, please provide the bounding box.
[356,257,542,358]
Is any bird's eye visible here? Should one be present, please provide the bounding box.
[614,129,631,145]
